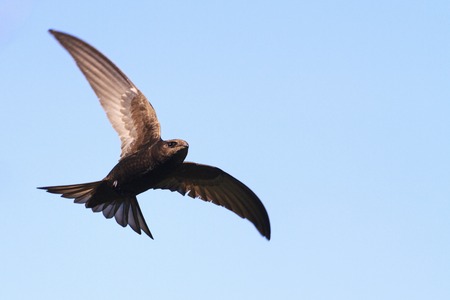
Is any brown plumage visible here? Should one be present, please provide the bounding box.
[38,30,271,240]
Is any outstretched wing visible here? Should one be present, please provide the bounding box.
[49,29,161,159]
[154,162,271,240]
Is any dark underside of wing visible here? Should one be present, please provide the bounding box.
[154,162,271,240]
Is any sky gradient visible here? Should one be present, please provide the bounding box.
[1,1,450,299]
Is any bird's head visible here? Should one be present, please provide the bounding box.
[157,139,189,165]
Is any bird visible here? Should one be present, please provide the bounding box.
[38,29,271,240]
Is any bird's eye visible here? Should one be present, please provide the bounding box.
[167,141,177,148]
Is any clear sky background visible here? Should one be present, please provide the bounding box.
[1,0,450,299]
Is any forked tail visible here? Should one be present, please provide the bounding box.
[38,181,153,238]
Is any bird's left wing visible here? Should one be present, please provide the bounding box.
[49,30,161,159]
[153,162,271,240]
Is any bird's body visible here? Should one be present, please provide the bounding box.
[39,30,271,240]
[105,139,189,195]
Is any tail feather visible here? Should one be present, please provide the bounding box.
[92,196,153,238]
[39,181,101,203]
[38,182,153,239]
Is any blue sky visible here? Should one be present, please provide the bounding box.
[1,0,450,299]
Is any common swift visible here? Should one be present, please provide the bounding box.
[39,30,271,240]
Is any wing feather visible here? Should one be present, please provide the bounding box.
[153,162,271,240]
[49,29,161,158]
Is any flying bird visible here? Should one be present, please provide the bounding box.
[38,30,271,240]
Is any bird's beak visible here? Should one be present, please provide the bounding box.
[180,140,189,148]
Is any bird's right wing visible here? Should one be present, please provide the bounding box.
[49,30,161,159]
[153,162,271,240]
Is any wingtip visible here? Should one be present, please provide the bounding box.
[261,229,271,241]
[257,216,271,241]
[48,29,66,39]
[266,226,271,240]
